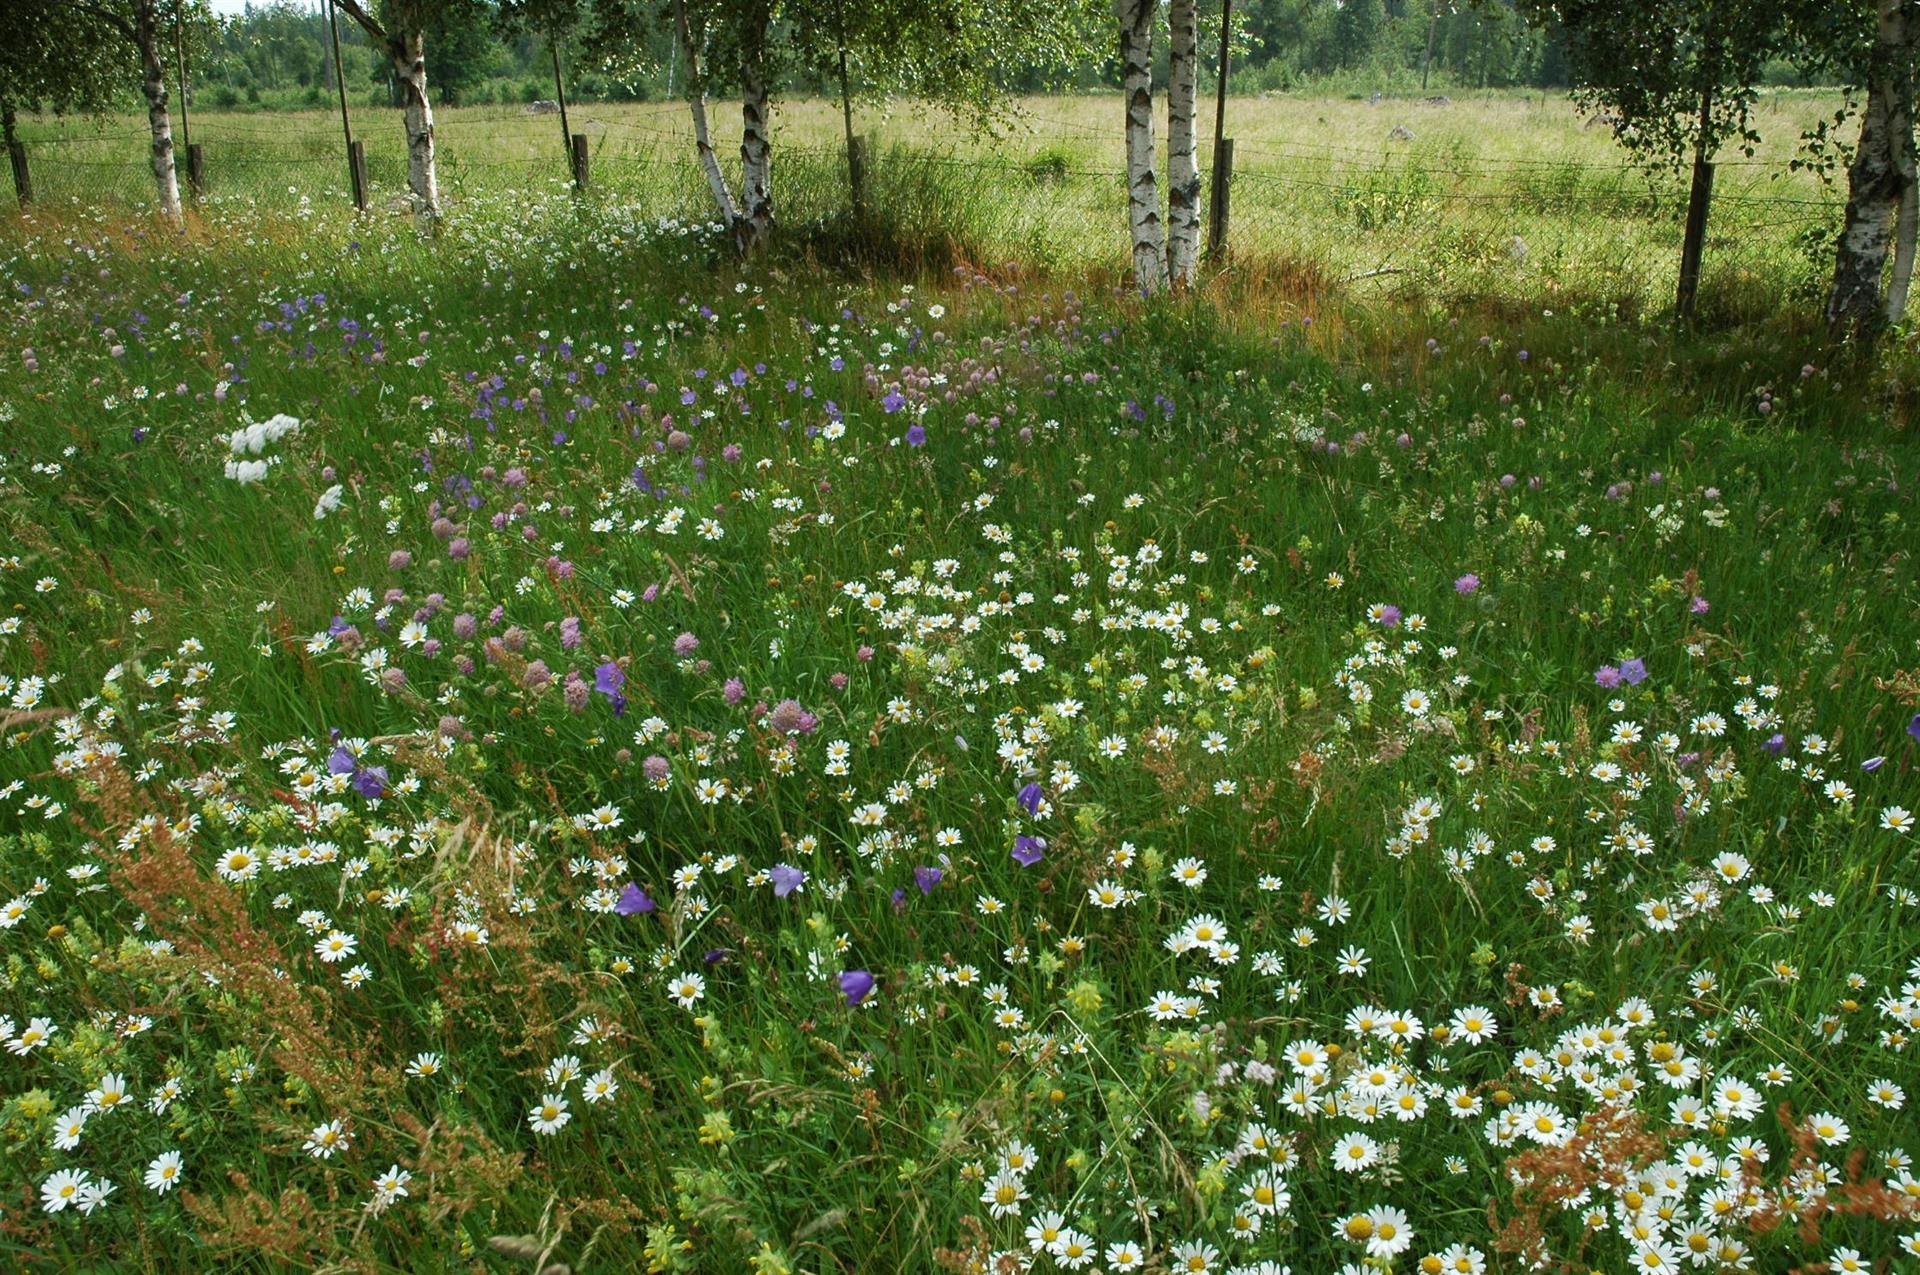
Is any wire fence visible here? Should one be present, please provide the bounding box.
[6,110,1842,316]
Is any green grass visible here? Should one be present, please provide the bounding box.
[0,189,1916,1274]
[10,89,1850,317]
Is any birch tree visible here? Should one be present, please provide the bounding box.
[1791,0,1920,338]
[1116,0,1166,293]
[1166,0,1201,286]
[671,0,776,254]
[1828,2,1917,337]
[32,0,209,216]
[327,0,484,216]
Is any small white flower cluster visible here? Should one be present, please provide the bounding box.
[223,413,301,484]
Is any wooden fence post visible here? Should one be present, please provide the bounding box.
[570,133,589,191]
[348,139,368,211]
[848,134,868,219]
[7,141,29,207]
[1207,137,1234,259]
[186,143,206,201]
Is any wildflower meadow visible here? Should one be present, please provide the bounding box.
[1,192,1918,1275]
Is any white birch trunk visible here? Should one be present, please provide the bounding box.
[1166,0,1201,288]
[1886,125,1918,322]
[674,0,739,229]
[1116,0,1165,294]
[1828,0,1910,338]
[136,2,180,217]
[738,35,773,254]
[391,30,439,217]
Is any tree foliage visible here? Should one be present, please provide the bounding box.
[0,0,127,126]
[1510,0,1788,169]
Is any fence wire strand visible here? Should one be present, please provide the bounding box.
[8,118,1841,314]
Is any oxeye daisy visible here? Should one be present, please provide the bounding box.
[304,1119,350,1159]
[528,1093,571,1135]
[40,1169,90,1214]
[668,972,707,1008]
[144,1151,183,1194]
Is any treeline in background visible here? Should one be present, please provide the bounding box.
[174,0,1820,112]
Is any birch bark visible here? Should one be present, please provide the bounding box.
[1828,0,1913,338]
[1166,0,1201,287]
[391,29,439,216]
[675,0,740,229]
[135,0,180,217]
[738,38,773,253]
[1116,0,1165,294]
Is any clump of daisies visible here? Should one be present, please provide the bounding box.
[224,413,301,485]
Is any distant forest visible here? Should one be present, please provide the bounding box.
[188,0,1822,112]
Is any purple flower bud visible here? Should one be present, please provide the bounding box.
[839,969,875,1007]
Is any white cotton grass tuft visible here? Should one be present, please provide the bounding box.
[314,484,344,520]
[227,413,301,455]
[225,457,275,484]
[222,414,302,485]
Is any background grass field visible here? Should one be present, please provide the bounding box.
[13,89,1846,315]
[1,94,1918,1274]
